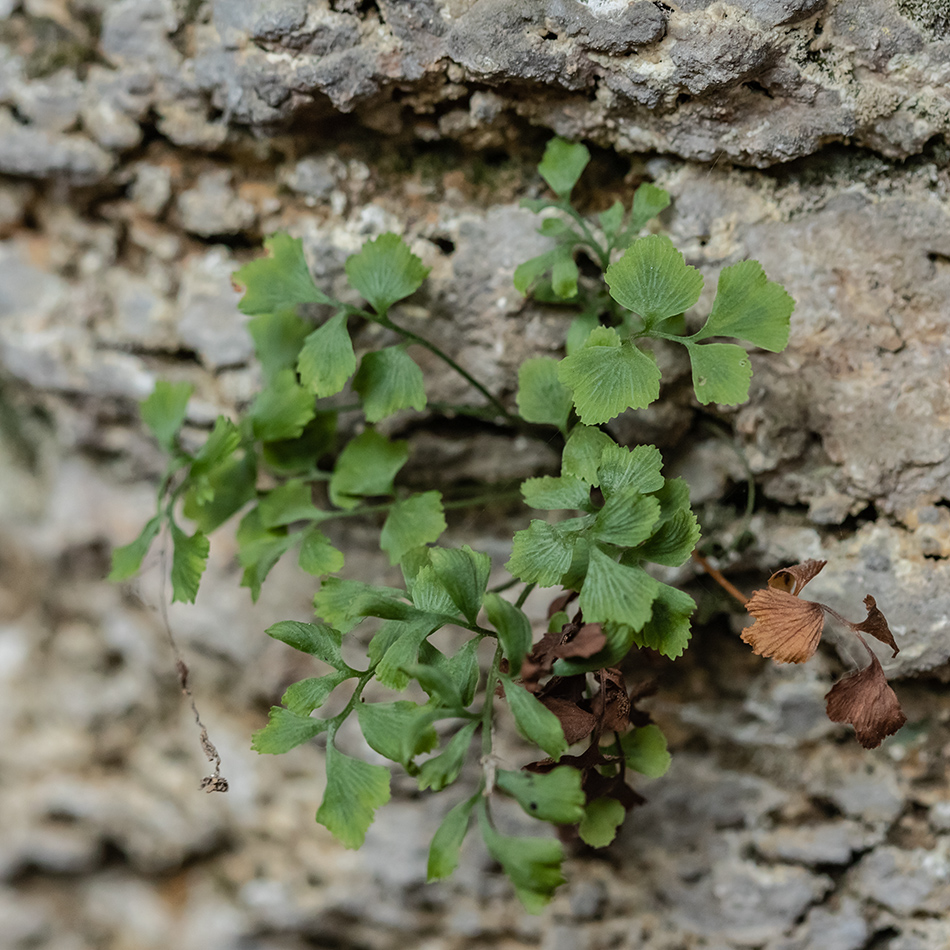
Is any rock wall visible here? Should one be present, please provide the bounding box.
[2,2,950,948]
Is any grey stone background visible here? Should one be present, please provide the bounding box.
[2,1,950,948]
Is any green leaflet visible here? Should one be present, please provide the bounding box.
[314,577,413,629]
[183,451,257,533]
[261,412,336,476]
[605,234,703,327]
[329,429,409,510]
[265,620,351,671]
[558,326,661,423]
[578,797,626,848]
[429,545,491,626]
[316,739,391,849]
[561,424,613,485]
[684,341,752,406]
[251,706,329,753]
[694,259,793,352]
[375,616,440,690]
[495,767,585,824]
[514,245,577,298]
[636,506,701,567]
[502,676,567,760]
[170,521,209,604]
[506,520,575,587]
[521,475,592,512]
[408,564,458,616]
[478,805,566,914]
[417,721,478,792]
[624,183,672,240]
[345,232,430,316]
[233,231,332,315]
[188,416,241,488]
[298,527,345,577]
[380,491,446,566]
[258,481,324,528]
[428,795,476,881]
[281,670,352,716]
[620,724,672,777]
[297,312,356,398]
[483,592,533,677]
[632,582,694,659]
[597,442,665,497]
[579,546,658,628]
[592,487,661,547]
[236,508,296,601]
[248,308,312,383]
[537,137,590,197]
[356,700,439,769]
[109,515,162,582]
[250,369,316,442]
[353,344,427,422]
[141,380,191,452]
[516,356,573,431]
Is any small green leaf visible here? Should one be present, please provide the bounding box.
[484,593,533,677]
[566,311,600,356]
[233,232,332,315]
[598,200,625,241]
[429,546,491,626]
[109,515,162,582]
[251,706,328,753]
[514,246,570,297]
[597,443,665,497]
[266,620,351,671]
[297,312,356,398]
[141,381,192,452]
[428,795,476,881]
[409,564,458,616]
[620,724,671,777]
[375,617,439,690]
[183,451,256,532]
[353,344,426,422]
[633,582,694,659]
[345,233,430,316]
[236,508,296,601]
[298,527,345,576]
[579,546,658,628]
[637,507,701,566]
[503,677,567,760]
[314,577,411,629]
[170,522,209,604]
[605,234,703,326]
[189,417,241,486]
[380,491,446,565]
[561,424,612,485]
[405,656,465,709]
[578,797,626,848]
[625,183,671,238]
[250,369,316,442]
[261,412,336,476]
[448,636,481,706]
[478,805,565,914]
[551,255,579,298]
[316,740,391,849]
[418,722,478,792]
[507,520,575,587]
[694,259,793,352]
[281,671,352,716]
[495,766,585,824]
[521,475,592,512]
[329,429,409,510]
[558,327,661,424]
[516,356,573,431]
[356,700,438,768]
[259,481,323,528]
[248,308,312,382]
[685,341,753,406]
[538,137,591,197]
[592,488,661,547]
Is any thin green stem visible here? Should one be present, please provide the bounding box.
[514,582,536,610]
[561,204,610,271]
[481,641,504,758]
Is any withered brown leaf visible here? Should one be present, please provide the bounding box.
[850,594,899,658]
[767,559,827,596]
[591,668,631,733]
[541,698,599,744]
[743,588,826,663]
[825,637,906,749]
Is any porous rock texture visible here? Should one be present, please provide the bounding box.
[2,1,950,948]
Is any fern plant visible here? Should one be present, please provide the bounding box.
[111,138,794,911]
